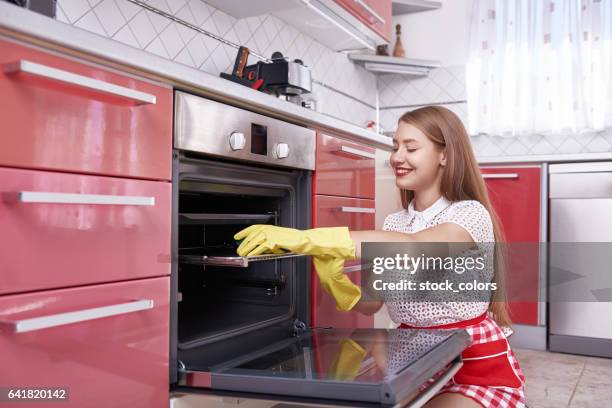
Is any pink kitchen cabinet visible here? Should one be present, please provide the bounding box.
[0,166,171,296]
[315,133,375,199]
[0,276,169,408]
[334,0,392,42]
[312,194,375,329]
[0,38,172,181]
[481,166,542,326]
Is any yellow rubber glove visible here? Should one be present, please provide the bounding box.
[328,338,367,381]
[234,225,355,259]
[313,257,361,311]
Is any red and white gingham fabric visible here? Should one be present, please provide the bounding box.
[438,315,526,407]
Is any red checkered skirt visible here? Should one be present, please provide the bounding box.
[404,315,526,408]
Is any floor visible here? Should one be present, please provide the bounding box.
[515,349,612,408]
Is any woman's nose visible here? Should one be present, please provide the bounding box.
[390,151,403,166]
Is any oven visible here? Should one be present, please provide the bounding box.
[170,92,471,407]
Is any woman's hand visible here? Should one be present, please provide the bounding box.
[313,256,361,311]
[234,225,356,259]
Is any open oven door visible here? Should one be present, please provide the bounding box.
[176,327,470,406]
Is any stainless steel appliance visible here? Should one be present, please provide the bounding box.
[549,162,612,358]
[171,91,470,406]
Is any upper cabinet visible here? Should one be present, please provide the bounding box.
[203,0,391,51]
[334,0,392,43]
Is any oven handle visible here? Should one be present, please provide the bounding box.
[3,60,156,105]
[333,145,376,160]
[0,299,154,334]
[3,191,155,206]
[482,173,519,180]
[334,206,375,214]
[405,360,463,408]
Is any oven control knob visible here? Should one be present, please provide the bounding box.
[229,132,246,151]
[275,143,290,159]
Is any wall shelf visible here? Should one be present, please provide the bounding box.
[348,54,440,76]
[392,0,442,16]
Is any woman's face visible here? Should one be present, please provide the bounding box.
[390,121,446,191]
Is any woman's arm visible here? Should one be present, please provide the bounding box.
[352,300,384,315]
[350,222,475,259]
[348,222,475,315]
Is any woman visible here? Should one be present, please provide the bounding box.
[235,106,525,408]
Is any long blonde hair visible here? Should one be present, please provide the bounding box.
[398,106,511,327]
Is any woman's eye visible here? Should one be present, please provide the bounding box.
[407,148,417,153]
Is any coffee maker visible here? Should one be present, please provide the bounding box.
[221,47,314,109]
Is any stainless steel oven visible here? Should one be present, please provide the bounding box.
[170,92,470,407]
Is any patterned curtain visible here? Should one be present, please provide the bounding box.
[466,0,612,137]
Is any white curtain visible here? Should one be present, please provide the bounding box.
[466,0,612,137]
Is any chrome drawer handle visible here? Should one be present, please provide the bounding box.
[343,263,372,274]
[334,145,376,160]
[335,206,375,214]
[482,173,519,179]
[3,60,156,105]
[0,299,154,333]
[353,0,385,24]
[405,361,463,408]
[3,191,155,206]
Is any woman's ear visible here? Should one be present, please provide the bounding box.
[439,149,447,167]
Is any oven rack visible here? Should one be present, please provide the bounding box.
[179,213,275,225]
[179,252,306,267]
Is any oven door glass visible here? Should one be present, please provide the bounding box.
[179,328,470,405]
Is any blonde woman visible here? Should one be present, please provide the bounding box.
[235,106,525,408]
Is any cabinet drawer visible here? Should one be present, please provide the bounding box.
[315,133,375,199]
[0,38,172,180]
[313,194,375,230]
[313,195,375,328]
[0,167,171,295]
[0,277,169,408]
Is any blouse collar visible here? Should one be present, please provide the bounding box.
[407,196,451,224]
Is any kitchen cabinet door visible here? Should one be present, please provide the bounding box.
[334,0,392,42]
[0,38,172,180]
[0,167,171,295]
[0,277,169,408]
[312,195,375,329]
[481,166,541,326]
[315,133,375,199]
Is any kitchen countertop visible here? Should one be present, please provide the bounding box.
[477,151,612,165]
[0,2,392,150]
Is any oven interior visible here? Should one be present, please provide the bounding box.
[172,154,311,378]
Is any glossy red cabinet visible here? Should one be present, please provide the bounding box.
[315,133,375,199]
[0,38,172,181]
[335,0,392,42]
[0,167,171,295]
[312,195,375,329]
[481,166,541,326]
[0,276,169,408]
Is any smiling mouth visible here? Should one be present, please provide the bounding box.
[394,167,413,177]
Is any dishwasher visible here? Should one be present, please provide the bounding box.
[549,162,612,358]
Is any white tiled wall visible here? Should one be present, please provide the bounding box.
[55,0,377,127]
[378,65,468,135]
[378,65,612,157]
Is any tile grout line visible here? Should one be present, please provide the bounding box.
[567,360,587,407]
